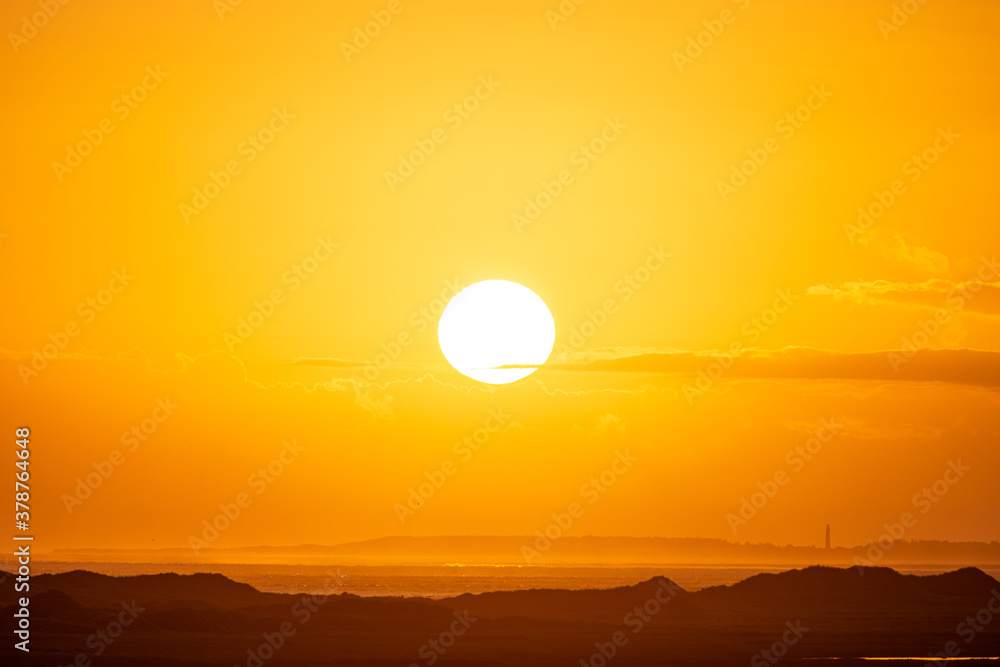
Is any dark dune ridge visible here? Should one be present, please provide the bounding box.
[3,566,999,666]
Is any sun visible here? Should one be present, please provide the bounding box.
[438,280,556,384]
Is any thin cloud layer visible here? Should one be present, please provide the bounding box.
[807,277,1000,316]
[534,347,1000,387]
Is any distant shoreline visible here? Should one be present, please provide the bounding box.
[35,535,1000,568]
[18,560,1000,599]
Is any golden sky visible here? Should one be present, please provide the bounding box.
[2,0,999,552]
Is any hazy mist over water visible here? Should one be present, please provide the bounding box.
[30,561,1000,598]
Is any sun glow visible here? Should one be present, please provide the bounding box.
[437,280,556,384]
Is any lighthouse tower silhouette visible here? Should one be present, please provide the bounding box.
[825,524,831,550]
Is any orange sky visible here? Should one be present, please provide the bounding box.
[1,0,998,553]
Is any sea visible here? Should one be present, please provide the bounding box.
[30,561,1000,599]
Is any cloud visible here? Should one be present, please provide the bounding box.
[348,381,396,419]
[286,357,426,369]
[533,347,1000,387]
[875,234,951,276]
[807,277,1000,316]
[824,234,1000,313]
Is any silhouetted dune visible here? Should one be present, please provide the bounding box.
[697,565,935,608]
[441,575,698,624]
[27,569,285,609]
[23,588,87,616]
[141,606,261,634]
[2,589,99,635]
[4,566,999,666]
[912,566,1000,598]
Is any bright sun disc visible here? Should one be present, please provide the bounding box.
[438,280,555,385]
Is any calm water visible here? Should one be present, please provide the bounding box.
[31,561,1000,598]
